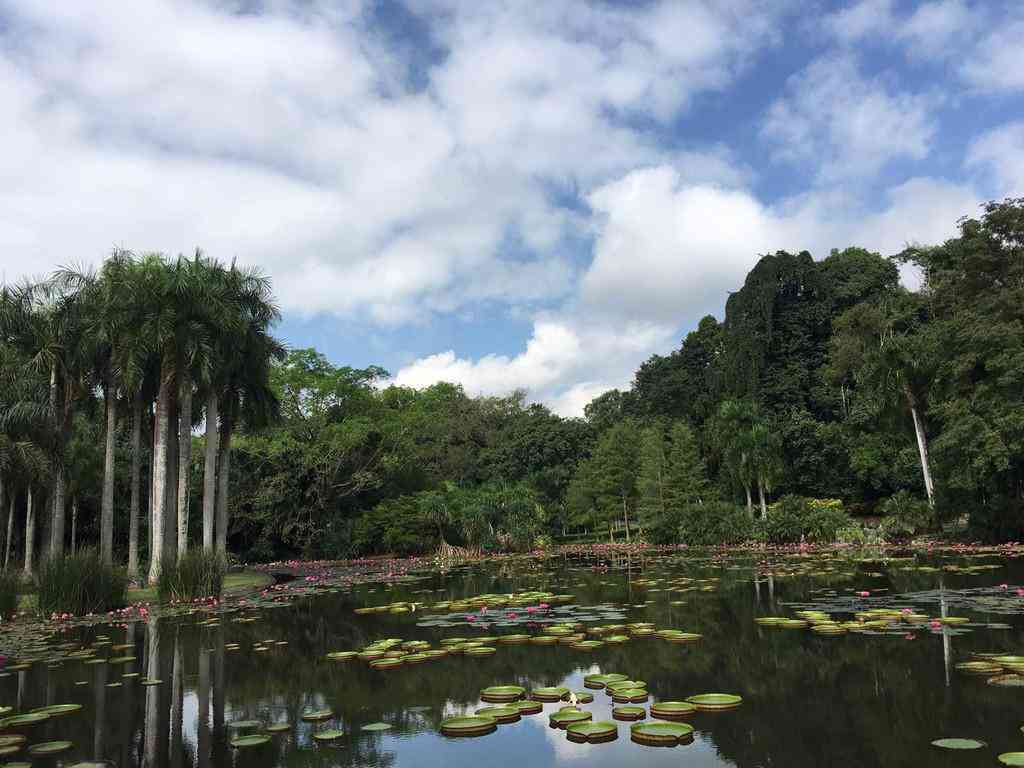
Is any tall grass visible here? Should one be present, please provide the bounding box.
[0,569,21,619]
[157,550,226,603]
[36,549,128,616]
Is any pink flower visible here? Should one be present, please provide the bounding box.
[999,583,1009,590]
[506,612,518,620]
[1016,589,1024,597]
[526,606,537,614]
[900,608,912,614]
[539,603,549,610]
[929,620,942,629]
[480,605,488,613]
[856,591,870,597]
[466,615,477,622]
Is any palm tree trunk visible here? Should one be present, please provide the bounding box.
[128,397,143,579]
[23,487,35,576]
[215,418,232,555]
[148,366,172,584]
[202,392,219,553]
[100,381,117,563]
[163,379,179,566]
[745,485,753,517]
[71,498,78,554]
[4,491,14,569]
[622,494,631,542]
[904,384,936,510]
[176,382,193,559]
[50,467,66,558]
[757,477,767,519]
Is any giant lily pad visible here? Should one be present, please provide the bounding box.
[549,709,592,729]
[481,685,525,702]
[931,738,986,750]
[231,734,271,748]
[313,730,344,742]
[475,706,520,724]
[630,721,694,746]
[361,723,392,732]
[612,705,646,721]
[301,709,334,722]
[30,704,82,717]
[532,686,570,702]
[686,693,742,711]
[440,715,497,737]
[566,721,618,743]
[999,754,1024,766]
[0,713,50,728]
[651,701,697,719]
[27,741,74,756]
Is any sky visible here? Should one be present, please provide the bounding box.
[1,0,1021,416]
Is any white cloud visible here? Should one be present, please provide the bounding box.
[966,121,1024,197]
[961,21,1024,92]
[0,0,787,322]
[900,0,973,57]
[823,0,895,43]
[762,53,937,181]
[395,167,979,415]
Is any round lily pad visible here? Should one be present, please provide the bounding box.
[956,661,1003,674]
[0,736,27,748]
[630,721,694,746]
[312,729,344,742]
[549,709,592,729]
[611,688,648,703]
[516,700,543,716]
[30,704,82,717]
[228,720,261,730]
[612,705,646,721]
[361,723,393,732]
[440,715,497,737]
[266,723,291,733]
[231,734,271,748]
[0,713,50,728]
[27,741,74,756]
[686,693,743,711]
[301,709,335,722]
[476,706,520,724]
[651,701,697,719]
[326,651,358,661]
[532,686,570,702]
[566,721,618,743]
[999,754,1024,766]
[931,738,986,750]
[481,685,525,702]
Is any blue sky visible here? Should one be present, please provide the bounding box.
[1,0,1021,414]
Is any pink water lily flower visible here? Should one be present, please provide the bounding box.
[856,591,870,597]
[929,620,942,629]
[466,615,478,622]
[539,603,549,610]
[526,606,538,614]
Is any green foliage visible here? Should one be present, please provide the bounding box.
[156,551,226,603]
[35,549,127,616]
[0,570,20,619]
[758,496,851,544]
[879,491,931,541]
[835,523,886,546]
[678,502,753,546]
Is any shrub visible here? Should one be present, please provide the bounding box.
[353,497,439,557]
[678,502,753,546]
[759,496,851,544]
[836,523,886,546]
[879,491,931,541]
[157,550,226,603]
[36,549,128,616]
[0,570,20,619]
[645,507,686,545]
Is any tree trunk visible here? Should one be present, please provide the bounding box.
[745,485,753,517]
[757,477,767,519]
[23,487,35,576]
[128,397,143,580]
[71,498,78,554]
[148,365,172,584]
[164,381,179,566]
[202,391,219,553]
[50,467,66,558]
[622,494,631,543]
[100,381,117,563]
[4,491,13,569]
[215,418,232,555]
[0,476,5,567]
[177,382,193,559]
[904,384,936,511]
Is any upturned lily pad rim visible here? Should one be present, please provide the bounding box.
[0,735,27,748]
[651,701,697,716]
[481,685,526,700]
[612,705,647,721]
[266,723,291,733]
[312,730,344,741]
[301,709,335,722]
[0,713,50,728]
[566,721,618,742]
[475,707,520,723]
[629,721,694,744]
[998,753,1024,766]
[227,720,261,730]
[361,722,393,732]
[30,704,82,717]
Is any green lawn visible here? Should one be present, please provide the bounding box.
[16,569,273,613]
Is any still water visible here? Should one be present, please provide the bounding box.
[4,547,1024,768]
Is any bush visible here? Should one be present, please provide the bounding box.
[0,570,20,619]
[879,491,931,541]
[678,502,753,545]
[645,508,687,545]
[36,549,128,616]
[353,497,439,557]
[759,496,851,544]
[157,550,226,603]
[836,523,886,546]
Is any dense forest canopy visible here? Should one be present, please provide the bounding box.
[1,200,1022,569]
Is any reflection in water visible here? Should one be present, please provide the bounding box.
[3,551,1024,768]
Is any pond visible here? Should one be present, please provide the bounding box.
[4,546,1024,768]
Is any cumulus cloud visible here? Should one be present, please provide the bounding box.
[961,21,1024,92]
[762,53,937,181]
[966,122,1024,197]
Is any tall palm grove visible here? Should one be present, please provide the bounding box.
[0,251,282,584]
